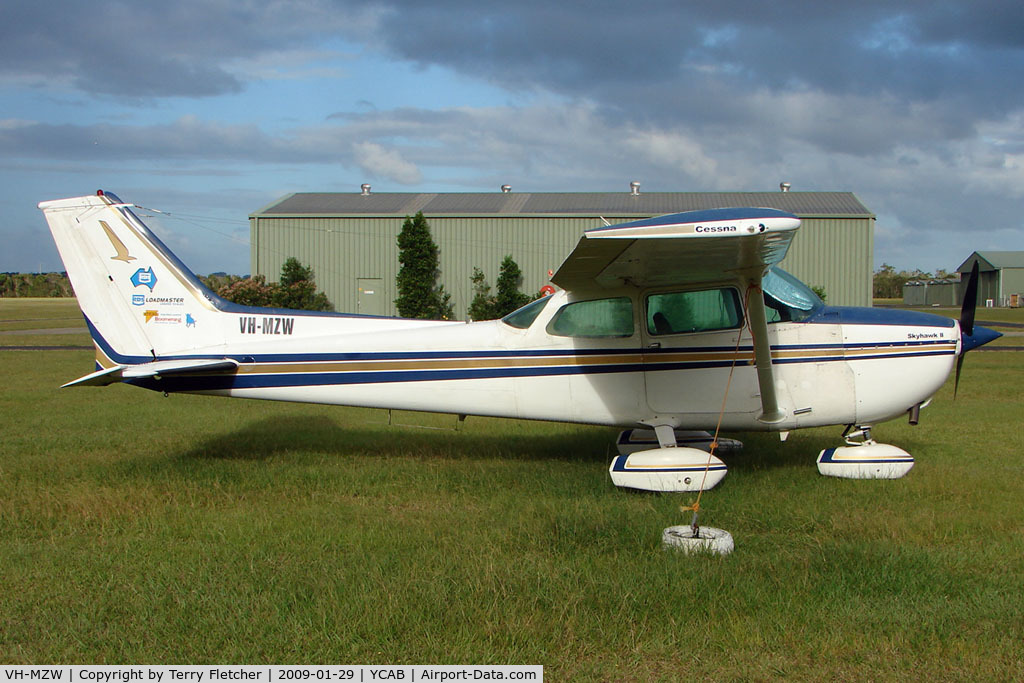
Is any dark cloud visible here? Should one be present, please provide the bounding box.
[0,1,353,97]
[364,1,1024,132]
[4,1,1021,132]
[0,118,276,161]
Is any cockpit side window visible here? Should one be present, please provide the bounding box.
[646,287,742,335]
[546,297,634,338]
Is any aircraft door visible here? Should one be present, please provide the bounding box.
[640,287,762,421]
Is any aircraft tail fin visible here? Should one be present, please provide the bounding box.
[39,191,227,369]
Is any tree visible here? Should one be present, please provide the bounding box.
[217,274,276,307]
[394,212,453,319]
[273,257,332,311]
[493,255,531,317]
[217,258,333,311]
[0,272,73,297]
[467,267,497,321]
[466,256,531,320]
[278,258,314,288]
[200,272,243,293]
[873,264,934,299]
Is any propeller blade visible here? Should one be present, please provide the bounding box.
[960,261,979,337]
[953,261,1000,400]
[954,354,965,400]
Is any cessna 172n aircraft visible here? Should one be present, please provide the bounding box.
[40,191,1001,492]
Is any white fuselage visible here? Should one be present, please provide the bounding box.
[41,193,991,445]
[114,288,958,432]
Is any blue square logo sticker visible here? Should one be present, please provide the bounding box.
[132,294,145,306]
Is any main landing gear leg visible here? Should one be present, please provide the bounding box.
[653,424,677,448]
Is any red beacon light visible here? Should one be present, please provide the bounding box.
[96,190,104,196]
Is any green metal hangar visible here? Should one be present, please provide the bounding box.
[957,251,1024,307]
[249,185,875,317]
[903,251,1024,307]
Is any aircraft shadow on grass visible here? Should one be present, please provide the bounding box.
[178,414,617,464]
[176,413,837,475]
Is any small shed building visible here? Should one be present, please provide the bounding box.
[902,279,961,307]
[957,251,1024,308]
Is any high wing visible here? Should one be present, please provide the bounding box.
[551,208,800,290]
[551,207,801,424]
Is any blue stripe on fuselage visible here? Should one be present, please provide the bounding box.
[127,360,649,392]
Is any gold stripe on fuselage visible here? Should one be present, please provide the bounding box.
[100,340,953,377]
[235,352,648,375]
[229,342,952,376]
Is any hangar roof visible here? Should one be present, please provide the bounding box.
[957,251,1024,272]
[252,191,873,219]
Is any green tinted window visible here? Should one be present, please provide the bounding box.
[647,288,741,335]
[547,297,634,337]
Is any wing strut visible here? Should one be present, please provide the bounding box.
[745,281,785,424]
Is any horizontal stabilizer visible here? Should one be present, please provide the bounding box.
[61,365,127,388]
[121,358,239,379]
[62,358,238,388]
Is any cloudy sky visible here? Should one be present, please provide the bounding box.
[2,0,1022,276]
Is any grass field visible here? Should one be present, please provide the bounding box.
[0,298,90,347]
[1,345,1021,678]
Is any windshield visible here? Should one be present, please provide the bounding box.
[501,296,550,329]
[762,267,823,322]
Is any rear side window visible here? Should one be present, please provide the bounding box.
[547,297,634,338]
[647,288,742,335]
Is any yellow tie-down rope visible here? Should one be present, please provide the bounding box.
[680,283,761,534]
